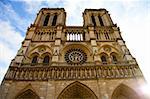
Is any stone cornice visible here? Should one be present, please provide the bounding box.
[4,63,142,81]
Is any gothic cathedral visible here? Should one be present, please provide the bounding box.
[0,8,148,99]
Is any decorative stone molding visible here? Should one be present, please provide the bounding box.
[5,63,142,81]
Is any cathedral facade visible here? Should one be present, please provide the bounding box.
[0,8,147,99]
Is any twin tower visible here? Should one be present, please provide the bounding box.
[34,8,113,27]
[0,8,148,99]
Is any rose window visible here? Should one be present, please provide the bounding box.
[65,49,87,65]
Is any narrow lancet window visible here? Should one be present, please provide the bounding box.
[98,15,104,26]
[101,55,107,64]
[32,56,38,63]
[112,55,118,63]
[91,15,96,26]
[52,14,57,26]
[43,55,50,63]
[43,15,50,26]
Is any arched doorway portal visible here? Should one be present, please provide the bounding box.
[57,81,98,99]
[15,89,40,99]
[112,84,141,99]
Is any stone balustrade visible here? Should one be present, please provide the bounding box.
[64,26,85,41]
[32,26,117,42]
[5,63,142,81]
[33,27,57,41]
[95,27,116,41]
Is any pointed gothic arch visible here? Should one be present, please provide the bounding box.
[100,52,109,64]
[30,52,39,64]
[15,89,40,99]
[110,52,120,64]
[14,84,40,99]
[43,14,50,26]
[98,15,104,26]
[111,84,141,99]
[41,52,51,64]
[57,81,98,99]
[52,14,57,26]
[91,14,96,26]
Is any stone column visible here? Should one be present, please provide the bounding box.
[88,26,100,63]
[52,26,62,62]
[57,12,63,25]
[91,39,100,63]
[95,15,101,26]
[106,13,113,26]
[56,26,62,39]
[40,14,45,26]
[88,26,95,39]
[34,11,43,25]
[102,14,109,26]
[48,15,54,26]
[85,29,90,41]
[87,13,92,26]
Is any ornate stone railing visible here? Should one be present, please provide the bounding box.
[31,26,117,42]
[5,63,142,81]
[64,26,85,41]
[33,27,56,41]
[95,27,116,41]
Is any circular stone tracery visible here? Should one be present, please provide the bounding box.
[65,49,87,65]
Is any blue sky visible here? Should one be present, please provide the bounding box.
[0,0,150,92]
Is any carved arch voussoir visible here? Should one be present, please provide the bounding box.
[57,81,98,99]
[98,44,121,55]
[14,84,40,99]
[111,83,141,99]
[61,43,93,55]
[28,44,53,58]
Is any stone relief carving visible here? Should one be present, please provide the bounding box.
[38,47,46,53]
[103,46,111,52]
[53,49,59,56]
[5,65,140,81]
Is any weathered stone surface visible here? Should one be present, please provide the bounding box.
[0,8,148,99]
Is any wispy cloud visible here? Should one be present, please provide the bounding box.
[0,1,30,33]
[0,0,149,85]
[22,0,45,14]
[0,19,23,82]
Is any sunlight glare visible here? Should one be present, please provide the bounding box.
[140,84,150,97]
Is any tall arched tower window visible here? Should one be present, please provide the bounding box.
[91,15,96,26]
[43,15,50,26]
[101,55,107,64]
[43,55,50,63]
[98,15,104,26]
[52,14,57,26]
[110,52,119,64]
[32,56,38,63]
[111,55,118,63]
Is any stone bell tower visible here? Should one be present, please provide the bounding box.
[0,8,148,99]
